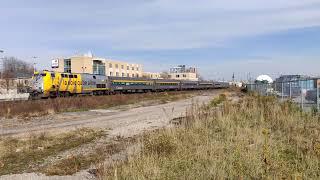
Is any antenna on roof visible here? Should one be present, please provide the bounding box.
[84,51,93,58]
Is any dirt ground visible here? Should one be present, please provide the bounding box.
[0,90,225,180]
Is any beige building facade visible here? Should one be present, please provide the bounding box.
[169,72,198,81]
[52,55,143,78]
[168,65,199,81]
[142,72,162,79]
[106,59,143,78]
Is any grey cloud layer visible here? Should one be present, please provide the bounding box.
[1,0,320,50]
[1,0,320,79]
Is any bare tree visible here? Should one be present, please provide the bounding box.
[1,56,33,79]
[0,57,33,92]
[160,71,170,79]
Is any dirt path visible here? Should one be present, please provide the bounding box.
[0,91,219,138]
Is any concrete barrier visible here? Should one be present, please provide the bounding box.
[0,93,29,101]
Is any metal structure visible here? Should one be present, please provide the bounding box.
[246,78,320,111]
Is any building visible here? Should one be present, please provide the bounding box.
[169,65,198,81]
[52,54,143,78]
[255,75,273,84]
[142,72,162,79]
[274,75,316,97]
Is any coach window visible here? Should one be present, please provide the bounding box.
[74,75,77,78]
[69,75,74,78]
[51,73,55,78]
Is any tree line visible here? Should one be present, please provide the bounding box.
[0,57,34,79]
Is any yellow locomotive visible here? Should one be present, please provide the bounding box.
[30,71,109,98]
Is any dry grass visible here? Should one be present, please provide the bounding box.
[0,91,193,119]
[40,137,136,176]
[100,94,320,179]
[0,128,105,175]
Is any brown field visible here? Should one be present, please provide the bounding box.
[0,91,194,119]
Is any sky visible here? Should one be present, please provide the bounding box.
[1,0,320,81]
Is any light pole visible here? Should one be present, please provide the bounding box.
[32,56,38,73]
[0,50,4,79]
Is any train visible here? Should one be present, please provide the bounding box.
[29,70,229,99]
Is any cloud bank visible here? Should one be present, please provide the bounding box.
[1,0,320,79]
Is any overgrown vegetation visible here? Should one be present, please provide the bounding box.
[40,137,136,176]
[0,91,193,119]
[101,94,320,179]
[0,128,104,175]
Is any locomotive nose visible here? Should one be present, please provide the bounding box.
[30,78,44,93]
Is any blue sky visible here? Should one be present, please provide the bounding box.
[1,0,320,80]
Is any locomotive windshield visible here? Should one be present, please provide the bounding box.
[33,73,47,81]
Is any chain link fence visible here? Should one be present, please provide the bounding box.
[246,79,320,112]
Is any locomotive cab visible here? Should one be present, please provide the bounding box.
[30,71,53,98]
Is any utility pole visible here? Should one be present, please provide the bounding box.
[232,72,235,87]
[0,50,4,79]
[317,80,319,111]
[32,56,38,73]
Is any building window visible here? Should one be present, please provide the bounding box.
[122,73,125,77]
[132,67,134,71]
[137,67,139,71]
[183,74,187,78]
[93,60,105,75]
[127,66,129,70]
[109,63,112,68]
[115,64,119,69]
[110,72,113,76]
[176,75,180,78]
[132,74,135,77]
[127,73,130,77]
[121,65,124,69]
[64,59,71,73]
[136,74,139,78]
[116,72,119,77]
